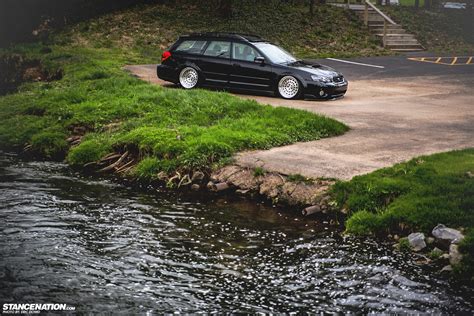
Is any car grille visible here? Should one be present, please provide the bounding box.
[333,75,344,83]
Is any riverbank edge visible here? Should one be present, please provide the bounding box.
[9,147,473,281]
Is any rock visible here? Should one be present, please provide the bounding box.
[426,237,435,245]
[259,174,284,198]
[407,232,426,251]
[235,189,250,195]
[466,171,473,178]
[393,234,400,241]
[191,171,205,182]
[191,184,200,191]
[206,181,215,190]
[449,244,462,266]
[432,224,464,246]
[440,265,453,273]
[440,253,450,260]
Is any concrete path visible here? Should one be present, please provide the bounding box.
[124,59,474,180]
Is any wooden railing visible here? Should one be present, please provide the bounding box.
[362,0,397,47]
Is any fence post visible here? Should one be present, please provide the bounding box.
[383,20,387,47]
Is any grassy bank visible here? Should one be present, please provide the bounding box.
[58,1,387,59]
[0,1,353,180]
[0,43,347,177]
[384,6,474,53]
[332,149,474,280]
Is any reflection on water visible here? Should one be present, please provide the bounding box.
[0,152,472,313]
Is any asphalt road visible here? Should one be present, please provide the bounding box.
[310,54,474,80]
[125,55,474,180]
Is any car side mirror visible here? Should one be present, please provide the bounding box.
[254,56,265,64]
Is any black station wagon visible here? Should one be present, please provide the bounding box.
[157,32,348,100]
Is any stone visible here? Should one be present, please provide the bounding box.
[191,184,200,191]
[393,234,400,241]
[449,244,462,266]
[440,253,450,260]
[432,224,464,245]
[440,265,453,273]
[407,232,426,251]
[426,237,435,245]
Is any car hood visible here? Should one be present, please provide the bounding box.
[286,60,342,78]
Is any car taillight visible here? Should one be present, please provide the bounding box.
[161,51,171,62]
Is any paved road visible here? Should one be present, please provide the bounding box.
[125,56,474,180]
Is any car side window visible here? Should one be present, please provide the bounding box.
[174,40,207,54]
[203,41,231,58]
[232,43,261,62]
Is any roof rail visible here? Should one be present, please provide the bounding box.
[184,32,264,41]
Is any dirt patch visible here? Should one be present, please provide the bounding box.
[0,53,63,95]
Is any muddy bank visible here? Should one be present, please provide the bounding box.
[0,52,62,95]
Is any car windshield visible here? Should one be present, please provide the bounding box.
[253,42,297,64]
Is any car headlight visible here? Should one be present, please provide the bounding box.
[311,75,332,83]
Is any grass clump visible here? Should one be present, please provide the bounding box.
[398,237,411,252]
[332,149,474,279]
[30,131,68,158]
[253,167,265,177]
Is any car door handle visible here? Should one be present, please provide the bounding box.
[233,63,241,68]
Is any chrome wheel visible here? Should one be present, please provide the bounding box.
[179,67,198,89]
[278,76,300,99]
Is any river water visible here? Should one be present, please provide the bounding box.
[0,152,472,314]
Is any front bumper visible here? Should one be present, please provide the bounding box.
[304,80,348,99]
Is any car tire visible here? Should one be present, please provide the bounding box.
[179,67,199,89]
[277,76,300,99]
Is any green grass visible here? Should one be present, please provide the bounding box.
[56,1,388,60]
[332,149,474,280]
[384,6,474,53]
[0,43,347,176]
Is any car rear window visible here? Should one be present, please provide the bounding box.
[174,40,207,54]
